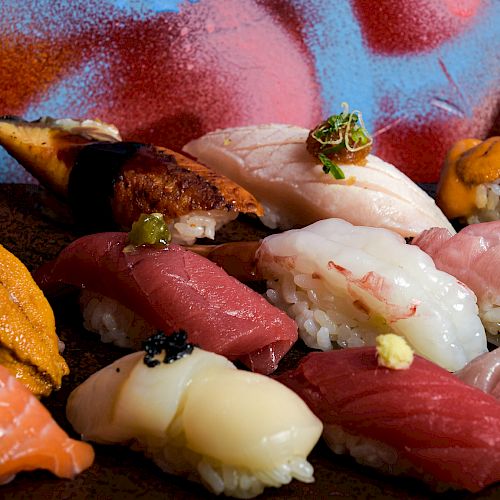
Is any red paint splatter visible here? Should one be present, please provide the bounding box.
[352,0,482,55]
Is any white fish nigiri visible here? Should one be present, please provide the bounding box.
[256,218,486,372]
[66,333,322,499]
[183,124,455,237]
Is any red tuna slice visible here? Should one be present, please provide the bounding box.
[276,348,500,492]
[413,221,500,307]
[34,232,297,374]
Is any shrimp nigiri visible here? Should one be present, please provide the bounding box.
[194,219,487,372]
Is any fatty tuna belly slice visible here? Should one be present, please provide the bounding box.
[413,221,500,337]
[183,124,454,237]
[34,233,297,374]
[276,348,500,492]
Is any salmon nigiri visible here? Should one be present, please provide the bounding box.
[0,365,94,485]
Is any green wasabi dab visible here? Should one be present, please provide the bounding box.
[128,213,172,246]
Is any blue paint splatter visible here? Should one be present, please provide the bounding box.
[300,0,500,129]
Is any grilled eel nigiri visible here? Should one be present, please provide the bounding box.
[0,116,263,243]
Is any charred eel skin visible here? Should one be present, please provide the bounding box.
[0,116,263,230]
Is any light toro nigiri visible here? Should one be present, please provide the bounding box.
[0,116,263,244]
[455,348,500,399]
[276,347,500,492]
[412,222,500,340]
[0,365,94,485]
[66,332,322,499]
[183,123,454,237]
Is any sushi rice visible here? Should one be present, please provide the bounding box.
[80,290,155,349]
[169,210,238,245]
[468,180,500,224]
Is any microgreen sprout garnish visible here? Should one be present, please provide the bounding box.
[307,102,373,174]
[318,153,345,180]
[142,331,195,367]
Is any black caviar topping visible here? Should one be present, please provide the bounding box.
[142,331,195,367]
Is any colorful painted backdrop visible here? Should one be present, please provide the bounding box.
[1,0,500,183]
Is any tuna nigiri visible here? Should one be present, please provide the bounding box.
[66,332,322,498]
[413,221,500,338]
[276,347,500,492]
[0,364,94,485]
[34,232,298,374]
[183,123,454,237]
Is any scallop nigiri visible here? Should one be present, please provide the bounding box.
[183,121,454,237]
[413,221,500,339]
[276,347,500,492]
[66,332,322,498]
[0,364,94,485]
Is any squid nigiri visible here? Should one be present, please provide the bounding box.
[0,116,263,244]
[0,364,94,485]
[66,332,322,498]
[412,221,500,339]
[196,218,487,372]
[436,137,500,224]
[34,232,298,375]
[276,347,500,493]
[183,120,454,238]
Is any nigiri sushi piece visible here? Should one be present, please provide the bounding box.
[455,348,500,399]
[252,218,486,372]
[66,332,322,498]
[0,116,263,244]
[0,364,94,485]
[276,347,500,492]
[34,232,298,374]
[436,137,500,224]
[183,123,454,237]
[412,222,500,339]
[0,243,69,396]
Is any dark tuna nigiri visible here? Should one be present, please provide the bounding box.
[276,348,500,492]
[34,233,297,374]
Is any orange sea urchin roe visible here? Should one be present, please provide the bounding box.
[456,136,500,185]
[0,244,69,396]
[436,138,482,219]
